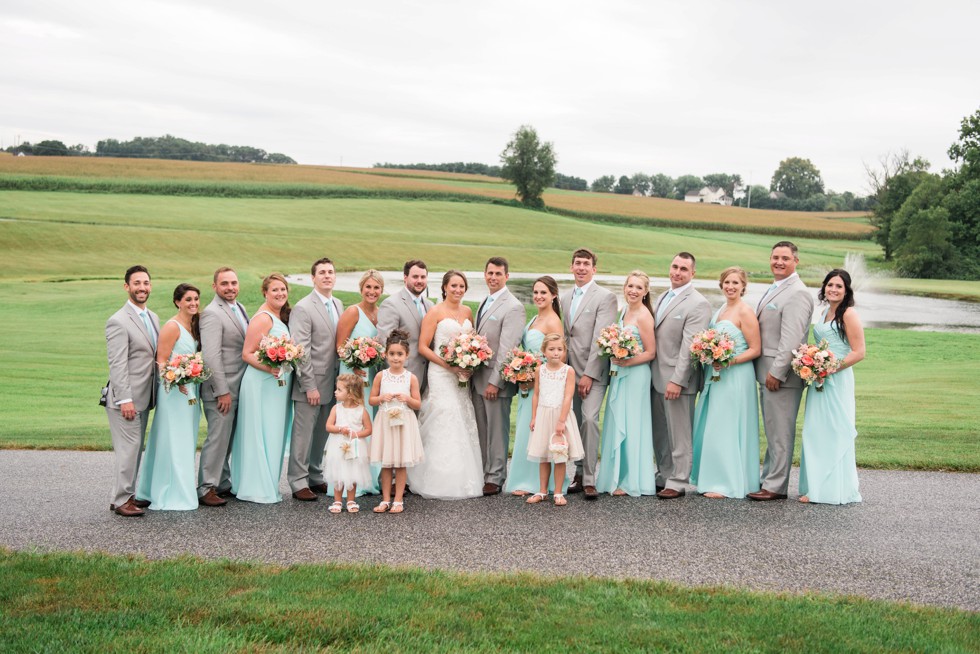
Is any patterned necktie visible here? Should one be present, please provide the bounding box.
[656,290,676,322]
[140,310,157,347]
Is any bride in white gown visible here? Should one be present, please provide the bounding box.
[408,270,484,500]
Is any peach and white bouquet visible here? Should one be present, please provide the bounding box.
[595,323,642,376]
[256,334,305,386]
[499,347,543,397]
[439,330,493,387]
[160,352,212,405]
[792,339,839,392]
[337,336,385,386]
[689,328,737,382]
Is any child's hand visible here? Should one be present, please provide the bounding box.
[529,418,535,431]
[380,393,393,403]
[395,392,409,402]
[555,421,565,437]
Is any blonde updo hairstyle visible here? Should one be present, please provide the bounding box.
[719,266,748,297]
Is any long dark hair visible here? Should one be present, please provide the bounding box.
[818,268,854,343]
[534,276,562,319]
[441,270,468,300]
[173,283,202,342]
[262,273,292,325]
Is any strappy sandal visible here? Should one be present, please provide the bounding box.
[525,493,547,504]
[328,501,342,514]
[389,501,404,514]
[346,501,360,513]
[373,501,391,513]
[554,494,567,506]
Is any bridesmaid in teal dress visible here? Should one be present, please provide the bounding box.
[335,269,384,495]
[799,269,865,505]
[231,273,294,504]
[137,283,203,510]
[691,267,762,499]
[596,270,658,496]
[503,276,565,496]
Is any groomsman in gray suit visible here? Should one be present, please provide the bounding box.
[377,259,433,390]
[560,248,618,499]
[471,257,525,495]
[651,252,712,498]
[288,257,343,501]
[749,241,815,500]
[197,267,248,507]
[104,265,158,517]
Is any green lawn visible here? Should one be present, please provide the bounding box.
[2,551,975,653]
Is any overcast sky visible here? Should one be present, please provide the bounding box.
[3,1,978,194]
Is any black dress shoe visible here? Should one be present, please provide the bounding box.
[747,489,788,501]
[567,476,584,494]
[583,485,599,500]
[309,483,329,494]
[656,488,686,499]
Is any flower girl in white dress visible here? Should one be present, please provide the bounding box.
[324,374,373,514]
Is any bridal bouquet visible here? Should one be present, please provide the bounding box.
[499,347,543,397]
[256,334,305,386]
[792,339,839,392]
[595,323,642,376]
[439,330,493,388]
[160,352,212,405]
[689,328,736,382]
[337,336,385,385]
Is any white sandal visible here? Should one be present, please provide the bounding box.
[554,494,567,506]
[328,501,342,514]
[390,501,404,514]
[346,501,359,513]
[373,501,391,513]
[525,492,547,504]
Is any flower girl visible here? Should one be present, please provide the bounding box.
[527,333,585,506]
[369,329,424,514]
[324,374,373,514]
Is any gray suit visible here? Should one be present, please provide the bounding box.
[754,275,814,495]
[651,286,711,491]
[471,288,525,485]
[197,296,248,496]
[376,287,433,392]
[287,291,342,492]
[560,283,618,486]
[104,303,159,507]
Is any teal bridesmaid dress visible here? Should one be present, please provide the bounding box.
[336,306,380,495]
[136,322,201,510]
[595,320,657,496]
[690,311,761,498]
[799,310,862,504]
[230,311,293,504]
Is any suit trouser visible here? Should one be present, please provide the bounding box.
[573,383,606,486]
[288,399,332,492]
[472,390,512,485]
[106,406,151,507]
[652,391,695,491]
[759,383,805,495]
[198,398,237,495]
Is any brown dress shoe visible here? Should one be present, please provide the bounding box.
[133,498,151,508]
[114,498,145,517]
[656,488,686,499]
[482,483,501,496]
[199,489,228,507]
[583,485,599,500]
[292,487,318,501]
[566,475,584,494]
[747,489,788,501]
[309,483,329,494]
[217,489,236,499]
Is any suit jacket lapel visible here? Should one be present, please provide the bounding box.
[656,288,690,327]
[479,289,509,331]
[219,298,246,337]
[401,289,423,327]
[312,293,335,334]
[761,280,794,315]
[127,307,154,348]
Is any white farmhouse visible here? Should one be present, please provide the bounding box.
[683,186,733,206]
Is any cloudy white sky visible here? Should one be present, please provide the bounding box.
[2,0,978,194]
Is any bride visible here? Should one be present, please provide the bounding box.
[407,270,485,499]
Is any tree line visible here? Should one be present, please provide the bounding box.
[374,161,588,191]
[5,135,296,164]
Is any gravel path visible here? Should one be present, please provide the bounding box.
[2,450,977,611]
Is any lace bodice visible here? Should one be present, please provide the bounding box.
[335,404,363,432]
[538,364,570,408]
[380,368,411,401]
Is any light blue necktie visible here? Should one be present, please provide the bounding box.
[324,299,337,325]
[235,303,249,332]
[569,287,584,323]
[414,296,425,320]
[479,296,494,325]
[656,290,676,322]
[140,310,157,348]
[757,283,778,311]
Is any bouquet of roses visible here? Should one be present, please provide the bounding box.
[439,330,493,388]
[337,336,385,386]
[792,339,839,392]
[256,334,305,386]
[160,352,212,405]
[595,323,642,376]
[499,347,543,397]
[689,328,737,382]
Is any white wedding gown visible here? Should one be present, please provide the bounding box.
[408,318,484,500]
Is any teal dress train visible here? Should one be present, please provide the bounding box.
[504,324,570,494]
[690,312,761,498]
[336,306,380,495]
[136,322,201,510]
[799,311,862,505]
[595,321,657,496]
[230,311,293,504]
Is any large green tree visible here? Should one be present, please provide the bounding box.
[591,175,615,193]
[866,152,932,260]
[499,125,556,208]
[770,157,824,199]
[673,175,704,200]
[648,173,674,198]
[703,172,742,197]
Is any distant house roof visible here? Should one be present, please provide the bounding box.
[769,191,787,200]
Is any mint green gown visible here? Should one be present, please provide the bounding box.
[596,321,657,496]
[799,312,862,504]
[336,306,380,495]
[136,322,200,510]
[691,312,761,498]
[230,311,293,504]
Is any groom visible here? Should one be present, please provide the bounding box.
[749,241,814,500]
[377,259,434,392]
[471,257,525,495]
